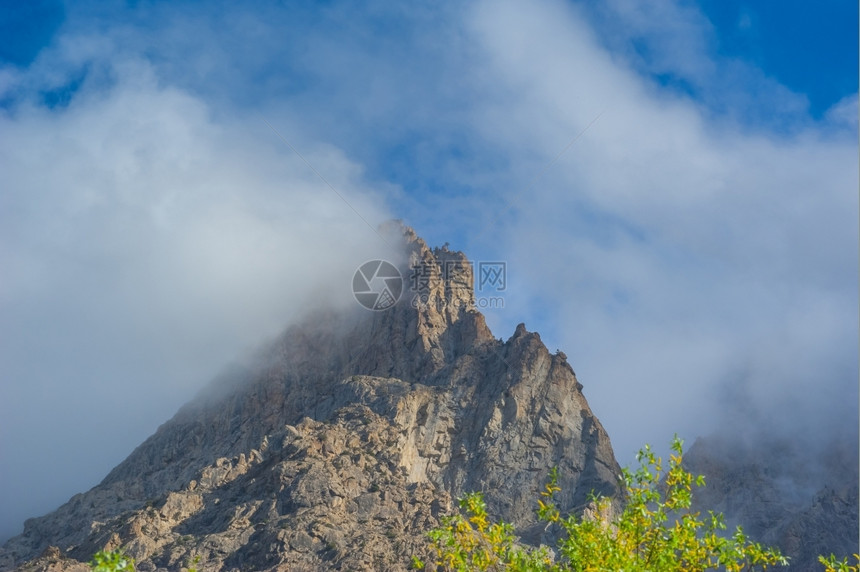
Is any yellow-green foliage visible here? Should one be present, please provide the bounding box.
[90,549,200,572]
[415,436,791,571]
[90,550,135,572]
[416,491,554,571]
[820,554,860,571]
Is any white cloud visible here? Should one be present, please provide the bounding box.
[466,0,857,460]
[583,0,718,84]
[825,93,859,131]
[0,50,397,540]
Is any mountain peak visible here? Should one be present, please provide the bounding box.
[345,222,495,381]
[0,227,622,572]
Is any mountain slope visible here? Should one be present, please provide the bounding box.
[685,433,859,571]
[0,226,622,571]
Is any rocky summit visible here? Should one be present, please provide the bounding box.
[0,226,623,571]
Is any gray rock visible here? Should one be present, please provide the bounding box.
[685,433,859,570]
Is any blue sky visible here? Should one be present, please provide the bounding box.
[700,0,856,117]
[0,0,856,543]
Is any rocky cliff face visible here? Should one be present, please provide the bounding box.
[0,226,622,571]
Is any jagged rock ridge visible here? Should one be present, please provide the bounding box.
[0,225,623,571]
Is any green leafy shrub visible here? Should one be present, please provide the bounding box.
[90,549,135,572]
[415,436,790,571]
[820,554,860,571]
[90,548,200,572]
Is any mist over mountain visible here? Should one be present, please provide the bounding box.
[1,226,856,571]
[0,226,624,571]
[683,366,859,570]
[686,432,858,571]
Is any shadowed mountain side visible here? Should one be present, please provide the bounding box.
[685,433,859,571]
